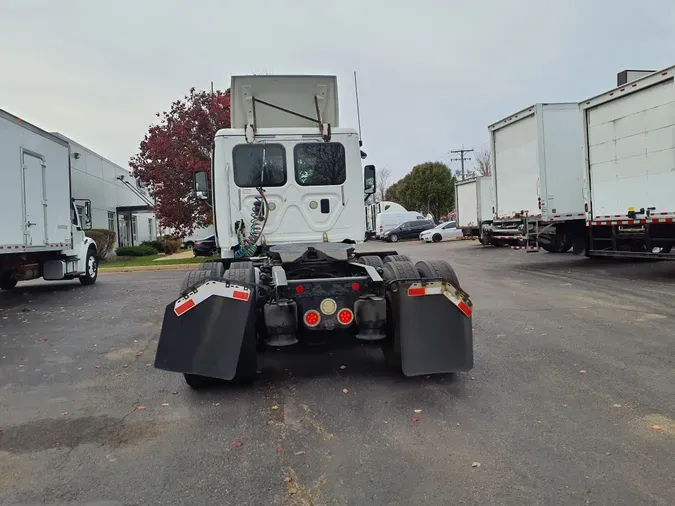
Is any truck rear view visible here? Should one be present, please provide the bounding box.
[582,66,675,258]
[153,74,474,388]
[487,103,586,252]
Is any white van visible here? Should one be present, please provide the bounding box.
[376,211,426,238]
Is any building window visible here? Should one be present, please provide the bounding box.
[132,216,138,242]
[148,218,153,238]
[108,212,115,231]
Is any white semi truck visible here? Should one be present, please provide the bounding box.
[455,175,493,240]
[486,103,586,252]
[0,109,99,289]
[581,65,675,259]
[154,75,474,388]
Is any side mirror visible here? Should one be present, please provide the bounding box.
[194,171,209,201]
[364,165,376,195]
[82,201,93,230]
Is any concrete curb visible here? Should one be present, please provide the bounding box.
[99,264,198,274]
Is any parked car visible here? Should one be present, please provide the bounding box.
[193,235,219,257]
[420,221,464,243]
[382,220,435,242]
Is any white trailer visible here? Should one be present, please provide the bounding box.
[487,103,586,252]
[0,110,99,289]
[582,65,675,259]
[475,175,493,244]
[455,178,478,236]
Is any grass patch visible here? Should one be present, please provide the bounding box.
[100,254,217,269]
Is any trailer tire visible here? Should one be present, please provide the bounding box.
[198,260,224,272]
[79,247,98,286]
[357,255,384,269]
[0,272,17,290]
[222,267,258,384]
[415,260,460,289]
[432,234,442,243]
[381,260,420,373]
[229,260,254,271]
[383,254,412,264]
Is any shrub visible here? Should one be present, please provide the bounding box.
[141,240,164,253]
[87,229,116,259]
[115,245,158,257]
[162,235,182,255]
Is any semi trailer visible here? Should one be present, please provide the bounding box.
[0,109,99,289]
[581,65,675,259]
[154,75,474,388]
[486,103,586,252]
[455,175,493,240]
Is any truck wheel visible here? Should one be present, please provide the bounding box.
[179,264,224,293]
[357,255,384,268]
[198,260,225,273]
[381,260,420,373]
[79,247,98,286]
[432,233,442,243]
[228,260,254,271]
[415,260,461,289]
[0,272,17,290]
[383,254,412,264]
[184,373,222,389]
[222,267,257,384]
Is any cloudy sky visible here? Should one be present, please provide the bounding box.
[2,0,674,183]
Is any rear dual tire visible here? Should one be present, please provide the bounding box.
[182,263,257,389]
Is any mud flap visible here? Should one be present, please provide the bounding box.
[154,280,254,380]
[394,280,473,376]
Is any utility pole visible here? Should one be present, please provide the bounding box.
[450,146,474,180]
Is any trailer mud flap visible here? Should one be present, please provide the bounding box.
[395,280,473,376]
[154,280,254,380]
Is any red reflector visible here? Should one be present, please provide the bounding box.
[175,299,196,316]
[304,310,320,327]
[407,287,425,297]
[337,309,353,324]
[232,290,249,301]
[295,285,304,294]
[351,282,360,291]
[457,300,472,318]
[662,72,668,76]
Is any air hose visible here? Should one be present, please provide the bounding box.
[235,187,269,258]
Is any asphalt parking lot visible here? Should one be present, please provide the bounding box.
[1,240,674,505]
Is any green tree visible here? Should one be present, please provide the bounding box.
[389,162,455,220]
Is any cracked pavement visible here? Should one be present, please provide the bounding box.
[0,241,674,505]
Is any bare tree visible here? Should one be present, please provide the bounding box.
[474,148,491,176]
[376,167,392,201]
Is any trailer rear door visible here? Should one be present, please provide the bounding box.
[22,150,47,247]
[493,114,539,218]
[587,78,675,217]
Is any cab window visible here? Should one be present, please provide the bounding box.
[233,144,286,187]
[294,142,346,186]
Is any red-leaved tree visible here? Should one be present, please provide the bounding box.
[130,87,231,235]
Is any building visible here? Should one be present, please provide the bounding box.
[52,133,157,248]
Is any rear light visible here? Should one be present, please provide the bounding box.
[195,241,201,246]
[337,309,354,325]
[319,298,337,315]
[303,310,320,327]
[351,282,360,292]
[295,284,305,294]
[407,287,426,296]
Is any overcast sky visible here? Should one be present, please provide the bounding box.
[2,0,674,183]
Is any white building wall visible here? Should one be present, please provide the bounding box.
[53,133,157,247]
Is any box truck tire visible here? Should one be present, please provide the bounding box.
[0,272,17,291]
[79,247,99,286]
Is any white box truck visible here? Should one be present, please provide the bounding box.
[0,109,99,289]
[487,103,586,252]
[581,66,675,259]
[455,178,478,237]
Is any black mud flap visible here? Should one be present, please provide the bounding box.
[394,280,473,376]
[154,280,254,380]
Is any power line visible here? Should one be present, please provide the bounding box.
[450,146,474,180]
